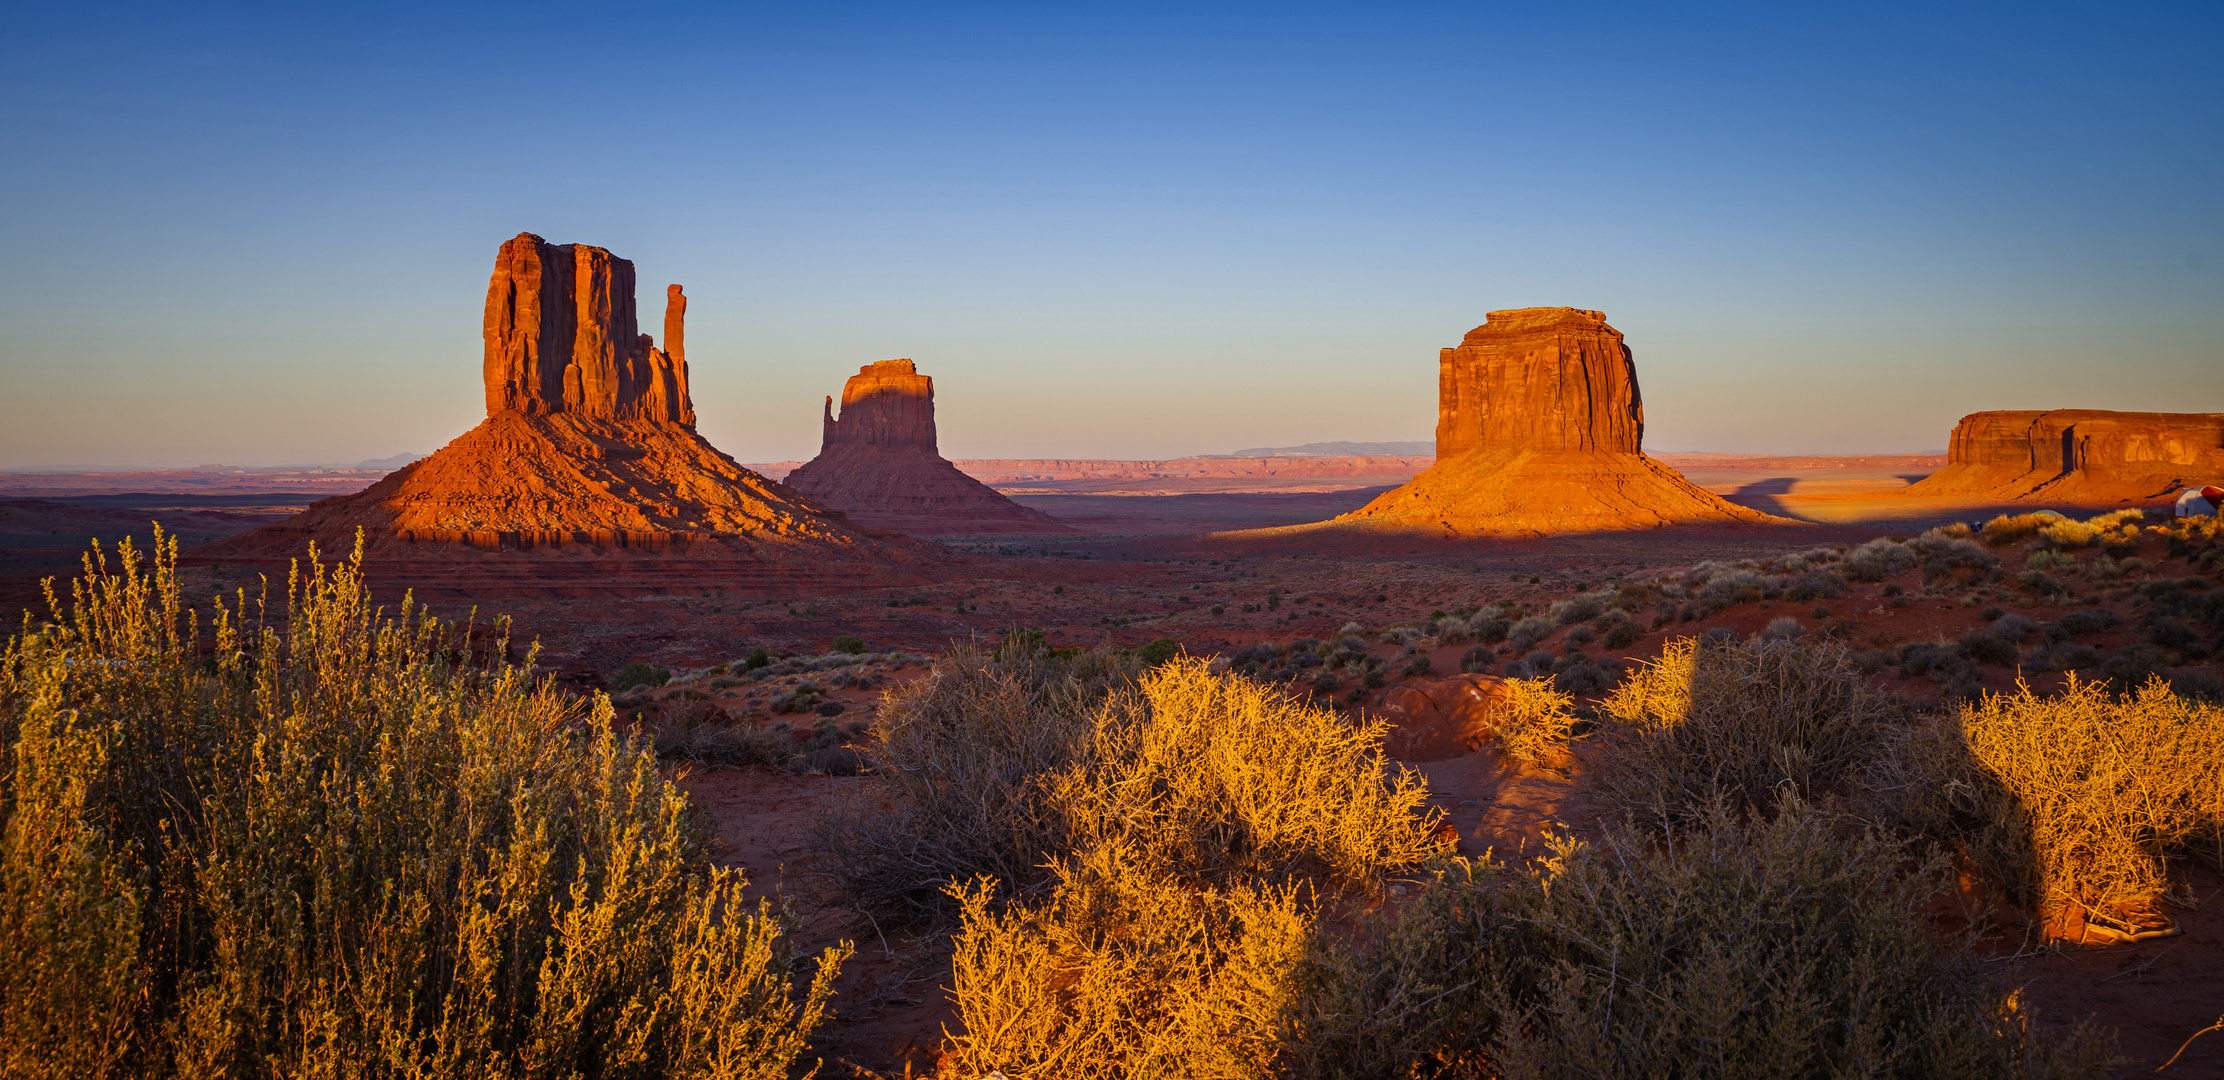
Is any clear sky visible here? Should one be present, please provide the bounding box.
[2,1,2218,467]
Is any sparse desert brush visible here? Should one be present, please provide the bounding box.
[616,659,672,690]
[1980,512,2056,546]
[929,663,1448,1076]
[1600,635,1696,729]
[1592,636,1897,825]
[1933,677,2221,932]
[2037,509,2143,551]
[0,532,843,1079]
[1291,799,2113,1079]
[1058,658,1444,891]
[819,646,1443,926]
[1842,536,1918,582]
[941,843,1309,1080]
[1507,615,1555,650]
[1496,676,1576,765]
[1488,799,2115,1079]
[1282,856,1518,1077]
[812,641,1127,919]
[650,699,788,766]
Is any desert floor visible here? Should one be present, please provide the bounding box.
[3,459,2219,1076]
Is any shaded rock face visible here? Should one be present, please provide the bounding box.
[482,232,693,426]
[785,361,1070,536]
[820,358,936,449]
[1341,308,1780,537]
[195,235,962,597]
[1902,410,2224,504]
[1437,307,1643,456]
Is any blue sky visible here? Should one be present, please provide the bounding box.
[2,1,2217,466]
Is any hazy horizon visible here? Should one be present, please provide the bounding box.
[3,2,2217,469]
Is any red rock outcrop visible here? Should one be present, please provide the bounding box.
[482,233,693,426]
[1334,308,1783,536]
[193,235,963,598]
[783,360,1071,535]
[1436,307,1644,456]
[1898,410,2224,504]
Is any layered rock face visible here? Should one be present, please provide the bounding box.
[1340,308,1780,537]
[1900,410,2224,504]
[1437,307,1643,456]
[784,360,1070,535]
[483,232,693,426]
[194,235,960,597]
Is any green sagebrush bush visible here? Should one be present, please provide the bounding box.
[0,531,843,1080]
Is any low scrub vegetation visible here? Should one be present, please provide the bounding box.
[1294,799,2114,1079]
[838,631,2127,1075]
[1592,636,1898,824]
[1866,676,2224,937]
[0,533,843,1079]
[814,639,1442,921]
[1494,676,1576,764]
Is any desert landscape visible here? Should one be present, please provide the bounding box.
[5,9,2222,1080]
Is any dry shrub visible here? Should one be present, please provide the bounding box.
[1600,635,1696,728]
[650,699,789,766]
[1490,800,2115,1078]
[1980,512,2056,546]
[941,843,1309,1080]
[933,661,1446,1075]
[1064,659,1444,890]
[1282,858,1517,1076]
[2039,509,2144,551]
[1919,677,2221,926]
[1592,636,1897,824]
[1495,676,1575,765]
[813,643,1131,919]
[0,532,843,1079]
[1293,800,2113,1079]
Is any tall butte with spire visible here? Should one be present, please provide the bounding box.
[194,233,959,597]
[1333,307,1782,536]
[782,359,1070,535]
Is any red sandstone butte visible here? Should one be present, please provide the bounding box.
[1896,410,2224,505]
[782,359,1072,536]
[1335,308,1783,537]
[192,234,961,598]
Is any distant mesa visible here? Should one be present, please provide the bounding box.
[1896,410,2224,505]
[782,360,1072,535]
[1334,307,1783,536]
[1217,441,1436,458]
[191,233,960,597]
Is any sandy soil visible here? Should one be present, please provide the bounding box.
[495,521,2220,1076]
[6,463,2220,1075]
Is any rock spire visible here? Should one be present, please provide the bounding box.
[194,233,962,597]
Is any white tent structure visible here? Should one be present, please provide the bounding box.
[2176,485,2223,517]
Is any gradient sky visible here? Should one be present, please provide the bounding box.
[2,1,2218,468]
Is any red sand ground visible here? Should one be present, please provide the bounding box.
[489,523,2218,1077]
[4,464,2220,1075]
